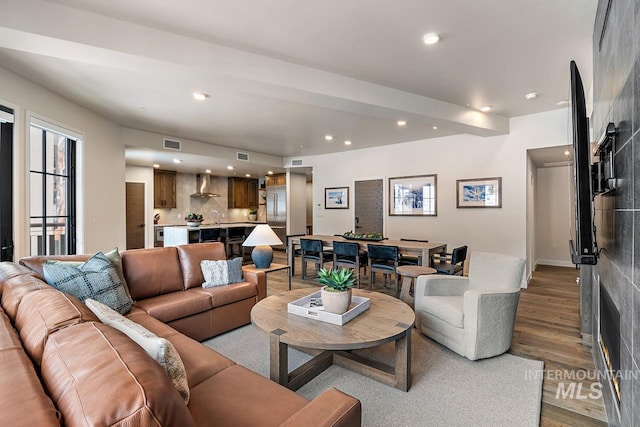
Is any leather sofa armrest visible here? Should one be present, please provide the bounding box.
[280,388,361,427]
[242,269,267,301]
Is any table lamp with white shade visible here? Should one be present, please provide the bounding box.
[242,224,284,268]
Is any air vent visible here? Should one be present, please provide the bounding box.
[236,152,250,161]
[163,138,182,151]
[291,159,303,166]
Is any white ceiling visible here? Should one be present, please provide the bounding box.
[0,0,596,165]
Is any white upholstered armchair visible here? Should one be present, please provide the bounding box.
[414,251,525,361]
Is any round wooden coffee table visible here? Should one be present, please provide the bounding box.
[251,288,415,391]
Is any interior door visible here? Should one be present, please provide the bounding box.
[0,107,14,261]
[126,182,145,249]
[354,179,383,234]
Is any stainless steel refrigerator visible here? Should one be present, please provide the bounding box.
[266,184,286,249]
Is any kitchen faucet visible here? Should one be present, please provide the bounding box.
[210,210,221,227]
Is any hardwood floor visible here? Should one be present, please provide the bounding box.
[511,265,607,426]
[263,254,607,426]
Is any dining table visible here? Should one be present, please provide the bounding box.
[287,234,447,274]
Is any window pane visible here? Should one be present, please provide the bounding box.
[29,126,43,171]
[46,133,67,175]
[30,172,43,216]
[29,218,43,256]
[47,217,67,255]
[46,175,67,217]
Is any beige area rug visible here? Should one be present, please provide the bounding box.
[204,325,543,427]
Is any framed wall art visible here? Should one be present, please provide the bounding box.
[456,177,502,208]
[389,174,437,216]
[325,187,349,209]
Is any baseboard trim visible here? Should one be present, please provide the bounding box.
[535,259,574,268]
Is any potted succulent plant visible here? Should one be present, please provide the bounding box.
[185,213,203,227]
[317,268,356,314]
[248,208,258,221]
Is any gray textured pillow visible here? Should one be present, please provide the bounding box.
[85,299,190,404]
[201,257,244,288]
[45,247,133,302]
[43,252,132,314]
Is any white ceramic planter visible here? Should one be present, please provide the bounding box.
[320,287,352,314]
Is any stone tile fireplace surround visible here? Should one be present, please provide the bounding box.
[586,0,640,425]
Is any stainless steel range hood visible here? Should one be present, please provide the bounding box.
[191,174,220,198]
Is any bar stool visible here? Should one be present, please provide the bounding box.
[225,227,247,258]
[199,228,221,243]
[396,265,436,307]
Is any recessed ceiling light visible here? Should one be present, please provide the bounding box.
[397,120,407,126]
[325,135,333,141]
[193,92,209,101]
[433,126,438,130]
[173,159,182,164]
[205,169,212,174]
[267,171,274,175]
[245,174,251,177]
[480,105,492,112]
[423,33,440,45]
[227,165,234,170]
[153,164,160,168]
[556,100,569,106]
[525,92,538,100]
[564,150,570,156]
[344,140,352,145]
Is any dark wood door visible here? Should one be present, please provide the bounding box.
[126,182,145,249]
[354,179,383,234]
[0,109,13,261]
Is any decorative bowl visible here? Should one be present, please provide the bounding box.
[186,220,203,227]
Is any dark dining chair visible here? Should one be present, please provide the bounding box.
[199,228,221,243]
[300,238,333,280]
[398,238,429,266]
[367,244,400,295]
[431,245,468,275]
[332,241,368,287]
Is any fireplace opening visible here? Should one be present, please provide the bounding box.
[599,284,621,403]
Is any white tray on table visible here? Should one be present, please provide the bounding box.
[287,290,370,326]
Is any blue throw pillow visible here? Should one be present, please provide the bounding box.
[43,252,133,314]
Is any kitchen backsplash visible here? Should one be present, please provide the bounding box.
[154,173,265,224]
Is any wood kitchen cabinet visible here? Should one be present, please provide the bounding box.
[228,177,258,208]
[265,174,286,186]
[154,170,176,208]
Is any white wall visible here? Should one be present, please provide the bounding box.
[535,166,573,267]
[125,165,154,248]
[295,109,569,278]
[0,66,126,257]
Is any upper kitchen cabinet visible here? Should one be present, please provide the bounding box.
[265,174,286,186]
[228,177,258,208]
[154,170,176,208]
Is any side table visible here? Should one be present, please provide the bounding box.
[242,263,292,290]
[396,265,436,307]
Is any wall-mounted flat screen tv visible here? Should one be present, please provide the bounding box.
[569,60,597,265]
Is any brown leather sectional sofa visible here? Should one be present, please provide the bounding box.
[0,243,361,426]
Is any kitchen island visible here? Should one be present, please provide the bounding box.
[163,222,262,247]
